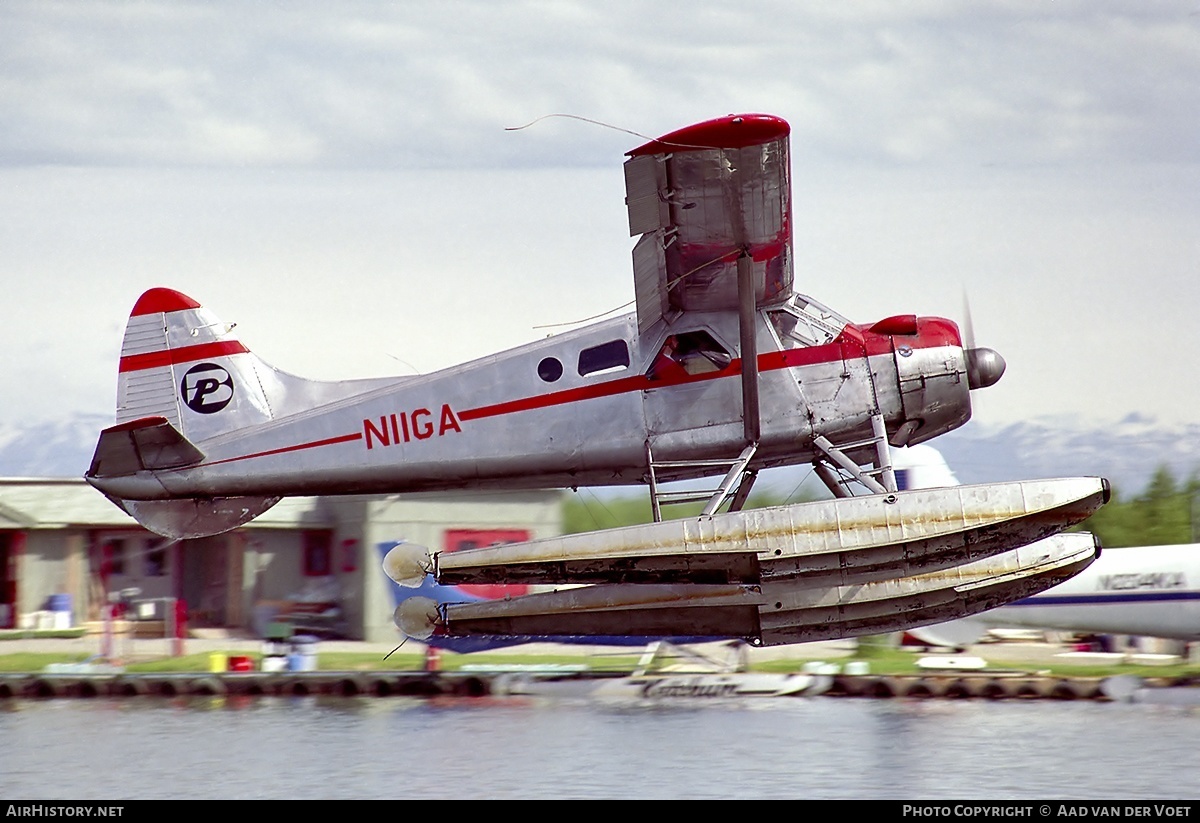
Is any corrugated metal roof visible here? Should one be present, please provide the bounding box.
[0,479,332,530]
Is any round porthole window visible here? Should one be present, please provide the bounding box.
[538,357,563,382]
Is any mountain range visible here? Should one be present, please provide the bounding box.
[2,411,1197,499]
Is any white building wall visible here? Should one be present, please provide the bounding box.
[357,490,565,643]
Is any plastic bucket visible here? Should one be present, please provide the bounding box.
[228,655,254,672]
[47,594,72,628]
[286,652,316,672]
[292,635,318,655]
[208,653,228,673]
[289,635,318,671]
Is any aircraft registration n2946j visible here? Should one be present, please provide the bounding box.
[86,113,1110,647]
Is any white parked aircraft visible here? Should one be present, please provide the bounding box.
[895,446,1200,646]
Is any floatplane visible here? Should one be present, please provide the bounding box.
[86,113,1109,651]
[489,641,833,700]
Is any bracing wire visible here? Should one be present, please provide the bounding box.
[383,636,408,661]
[508,114,753,331]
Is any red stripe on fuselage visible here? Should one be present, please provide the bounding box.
[459,338,854,421]
[204,432,364,466]
[119,341,250,373]
[459,373,649,422]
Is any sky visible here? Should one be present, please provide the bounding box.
[2,0,1198,432]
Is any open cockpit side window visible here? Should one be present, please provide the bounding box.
[647,330,732,382]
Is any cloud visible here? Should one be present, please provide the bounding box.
[2,1,1198,169]
[0,0,1198,432]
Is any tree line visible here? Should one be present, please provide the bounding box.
[1076,464,1200,548]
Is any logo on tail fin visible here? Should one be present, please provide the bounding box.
[181,363,234,414]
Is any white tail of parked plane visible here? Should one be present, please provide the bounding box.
[895,446,1200,646]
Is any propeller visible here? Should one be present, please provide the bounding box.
[961,293,1005,390]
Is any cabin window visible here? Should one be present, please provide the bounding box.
[578,340,630,377]
[537,356,564,382]
[647,330,731,382]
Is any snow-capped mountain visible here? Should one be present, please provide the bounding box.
[932,413,1200,495]
[0,413,112,479]
[1,412,1196,496]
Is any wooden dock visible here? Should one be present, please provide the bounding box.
[3,669,1185,701]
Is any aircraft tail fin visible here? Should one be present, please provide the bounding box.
[114,287,278,443]
[892,444,960,490]
[92,287,399,538]
[88,287,308,539]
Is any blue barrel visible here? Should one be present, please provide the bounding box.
[290,635,319,671]
[46,594,73,629]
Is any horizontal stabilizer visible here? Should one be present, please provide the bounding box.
[86,418,278,539]
[88,416,204,478]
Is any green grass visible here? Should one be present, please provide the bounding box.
[0,649,636,675]
[1,646,1197,680]
[752,648,1200,679]
[0,629,89,641]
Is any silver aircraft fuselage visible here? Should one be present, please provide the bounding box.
[90,299,973,502]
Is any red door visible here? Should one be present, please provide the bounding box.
[443,529,530,599]
[0,533,19,628]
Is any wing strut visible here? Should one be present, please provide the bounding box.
[737,251,761,446]
[812,412,899,497]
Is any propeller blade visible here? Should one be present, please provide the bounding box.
[962,292,976,351]
[961,291,1005,389]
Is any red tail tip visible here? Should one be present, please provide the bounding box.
[131,288,201,317]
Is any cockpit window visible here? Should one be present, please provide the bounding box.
[767,294,847,349]
[647,330,732,382]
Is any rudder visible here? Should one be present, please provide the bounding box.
[91,287,290,539]
[116,287,274,443]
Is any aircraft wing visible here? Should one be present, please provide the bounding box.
[624,113,793,335]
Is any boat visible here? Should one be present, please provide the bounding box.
[490,640,831,699]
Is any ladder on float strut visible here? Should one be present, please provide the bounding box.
[645,442,759,523]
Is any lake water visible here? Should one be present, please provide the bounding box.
[1,694,1197,800]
